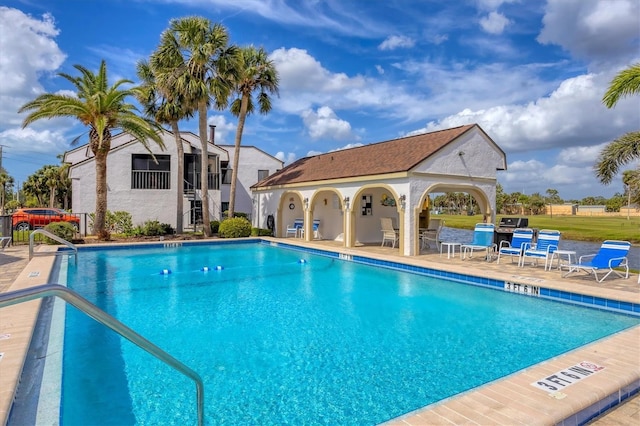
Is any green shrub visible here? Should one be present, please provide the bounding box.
[251,227,272,236]
[218,217,252,238]
[222,211,248,219]
[210,220,220,234]
[88,210,134,235]
[140,220,174,236]
[43,222,77,244]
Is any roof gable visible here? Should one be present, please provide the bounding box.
[255,124,478,187]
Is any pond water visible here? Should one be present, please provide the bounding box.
[440,227,640,270]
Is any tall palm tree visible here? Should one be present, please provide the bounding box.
[153,17,237,236]
[19,60,164,239]
[137,59,194,233]
[596,63,640,187]
[227,45,279,217]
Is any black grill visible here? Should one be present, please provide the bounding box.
[494,217,529,246]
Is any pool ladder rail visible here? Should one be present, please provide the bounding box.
[0,284,205,426]
[29,229,78,262]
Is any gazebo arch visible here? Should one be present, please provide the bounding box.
[304,187,346,242]
[277,190,305,237]
[412,183,493,254]
[349,184,403,250]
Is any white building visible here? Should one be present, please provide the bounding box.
[64,126,282,232]
[252,124,507,256]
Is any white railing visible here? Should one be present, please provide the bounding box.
[131,170,170,189]
[0,284,204,425]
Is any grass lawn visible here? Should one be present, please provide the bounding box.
[438,214,640,245]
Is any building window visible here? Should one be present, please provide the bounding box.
[257,170,269,182]
[221,162,232,184]
[184,154,220,191]
[131,154,170,189]
[221,202,229,217]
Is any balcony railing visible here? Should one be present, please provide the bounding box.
[184,173,219,191]
[132,170,170,190]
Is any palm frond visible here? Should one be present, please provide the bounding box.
[595,131,640,184]
[602,63,640,108]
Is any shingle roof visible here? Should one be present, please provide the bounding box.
[254,124,477,188]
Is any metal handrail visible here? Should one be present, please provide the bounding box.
[29,229,78,262]
[0,284,204,425]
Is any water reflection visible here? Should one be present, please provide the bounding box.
[439,227,640,270]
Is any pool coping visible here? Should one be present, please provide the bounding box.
[1,238,639,425]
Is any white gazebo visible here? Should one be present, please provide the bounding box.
[251,124,507,256]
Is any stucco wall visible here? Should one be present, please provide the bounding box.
[219,145,282,216]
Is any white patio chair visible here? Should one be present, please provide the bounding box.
[421,219,443,250]
[381,217,399,248]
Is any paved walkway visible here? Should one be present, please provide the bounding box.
[0,241,638,424]
[0,244,30,293]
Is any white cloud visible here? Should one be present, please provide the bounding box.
[557,144,607,168]
[479,11,511,34]
[0,127,69,155]
[419,70,639,152]
[537,0,640,65]
[207,115,236,144]
[427,34,449,45]
[330,142,364,152]
[501,159,595,196]
[378,35,415,51]
[275,151,297,164]
[301,106,355,140]
[269,47,424,120]
[0,7,66,126]
[476,0,519,10]
[375,65,384,75]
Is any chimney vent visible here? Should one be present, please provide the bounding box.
[209,125,216,144]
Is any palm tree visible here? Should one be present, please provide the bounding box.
[227,45,279,217]
[596,63,640,187]
[152,17,237,236]
[44,165,60,208]
[137,59,194,233]
[19,60,164,239]
[0,170,13,215]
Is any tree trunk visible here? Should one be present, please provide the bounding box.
[171,121,184,233]
[229,94,249,218]
[198,101,211,237]
[94,150,108,238]
[49,186,55,208]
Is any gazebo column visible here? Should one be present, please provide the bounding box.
[303,205,313,242]
[343,199,352,248]
[400,194,417,256]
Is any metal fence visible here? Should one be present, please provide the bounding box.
[1,212,89,244]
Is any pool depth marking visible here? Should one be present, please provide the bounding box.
[531,361,605,393]
[504,282,540,296]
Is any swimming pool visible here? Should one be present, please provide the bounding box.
[49,241,640,424]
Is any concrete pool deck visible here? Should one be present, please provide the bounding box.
[0,239,638,425]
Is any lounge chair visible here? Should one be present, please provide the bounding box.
[381,217,399,248]
[496,228,534,265]
[562,240,630,282]
[0,236,11,250]
[461,223,496,261]
[420,219,444,250]
[311,219,322,240]
[286,218,303,237]
[520,229,561,270]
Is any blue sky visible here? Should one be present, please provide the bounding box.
[0,0,638,201]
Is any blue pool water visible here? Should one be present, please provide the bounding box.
[58,242,639,425]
